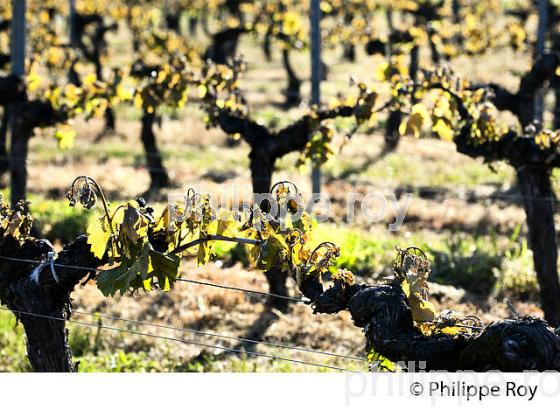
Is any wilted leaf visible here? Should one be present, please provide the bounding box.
[121,202,149,244]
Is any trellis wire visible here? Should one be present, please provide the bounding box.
[69,309,367,362]
[0,306,359,372]
[175,278,305,303]
[0,255,304,304]
[0,254,486,334]
[0,254,368,363]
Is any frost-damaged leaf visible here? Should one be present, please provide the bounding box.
[256,234,288,270]
[395,248,436,323]
[197,240,212,266]
[122,201,149,243]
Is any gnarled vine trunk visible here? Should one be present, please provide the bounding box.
[9,105,31,206]
[249,148,291,312]
[470,53,560,326]
[204,27,248,65]
[264,267,289,313]
[0,109,9,180]
[299,274,560,371]
[282,48,302,108]
[554,87,560,129]
[0,235,102,372]
[262,26,273,62]
[516,166,560,326]
[140,110,170,192]
[165,13,181,34]
[342,43,356,62]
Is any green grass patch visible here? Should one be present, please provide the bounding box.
[31,198,90,243]
[0,309,31,372]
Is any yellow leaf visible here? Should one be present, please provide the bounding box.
[64,84,80,105]
[161,276,171,292]
[409,297,437,323]
[27,69,41,93]
[399,104,430,138]
[375,62,390,81]
[134,93,143,108]
[320,1,333,13]
[283,12,302,36]
[440,325,462,335]
[401,280,410,298]
[39,10,50,24]
[87,216,111,259]
[83,73,97,87]
[432,119,454,141]
[197,84,208,98]
[156,70,166,83]
[54,125,76,149]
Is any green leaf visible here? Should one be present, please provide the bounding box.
[96,263,131,297]
[150,251,180,292]
[95,242,151,296]
[127,241,151,281]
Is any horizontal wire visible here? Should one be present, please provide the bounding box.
[0,255,489,331]
[0,155,180,175]
[71,310,367,362]
[0,306,358,372]
[0,255,98,272]
[0,257,486,355]
[0,255,365,361]
[0,255,305,303]
[0,255,484,343]
[175,278,306,303]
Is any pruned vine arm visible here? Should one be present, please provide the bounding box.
[214,109,272,146]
